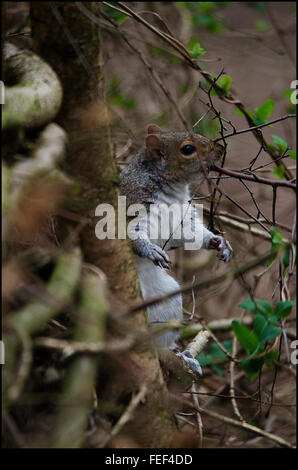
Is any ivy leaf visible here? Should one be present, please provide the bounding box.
[232,321,260,355]
[239,298,273,316]
[254,99,274,125]
[275,300,295,319]
[253,314,281,344]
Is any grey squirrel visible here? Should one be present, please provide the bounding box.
[120,124,232,374]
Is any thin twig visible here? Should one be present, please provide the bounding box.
[212,165,296,190]
[214,114,296,142]
[191,383,203,448]
[99,384,147,448]
[129,247,285,314]
[170,393,295,448]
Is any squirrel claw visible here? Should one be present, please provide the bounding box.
[150,245,171,269]
[210,236,233,263]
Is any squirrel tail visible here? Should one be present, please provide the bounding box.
[135,257,183,349]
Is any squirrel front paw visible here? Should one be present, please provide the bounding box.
[176,350,202,376]
[133,239,171,269]
[209,235,233,262]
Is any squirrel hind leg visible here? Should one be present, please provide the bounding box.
[135,257,183,349]
[147,289,182,349]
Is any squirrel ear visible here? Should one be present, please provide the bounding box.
[147,124,162,135]
[145,134,164,160]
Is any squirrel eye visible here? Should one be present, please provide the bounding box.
[180,144,196,156]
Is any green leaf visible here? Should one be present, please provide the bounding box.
[240,357,264,381]
[275,300,295,319]
[271,164,285,179]
[287,150,296,159]
[253,314,281,343]
[272,135,288,155]
[267,143,276,153]
[212,364,224,376]
[283,89,292,99]
[248,2,267,12]
[218,74,232,92]
[254,99,274,124]
[239,298,273,316]
[196,351,213,366]
[241,349,279,380]
[232,320,260,355]
[210,74,232,97]
[188,39,206,58]
[266,227,285,267]
[101,2,128,23]
[283,245,296,268]
[270,226,285,248]
[255,19,269,32]
[234,108,255,120]
[210,340,233,359]
[263,350,279,367]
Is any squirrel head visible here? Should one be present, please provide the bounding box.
[144,124,224,182]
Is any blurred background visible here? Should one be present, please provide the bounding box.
[2,2,296,448]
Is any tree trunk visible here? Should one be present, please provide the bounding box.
[30,2,176,447]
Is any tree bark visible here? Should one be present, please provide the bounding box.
[30,2,176,447]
